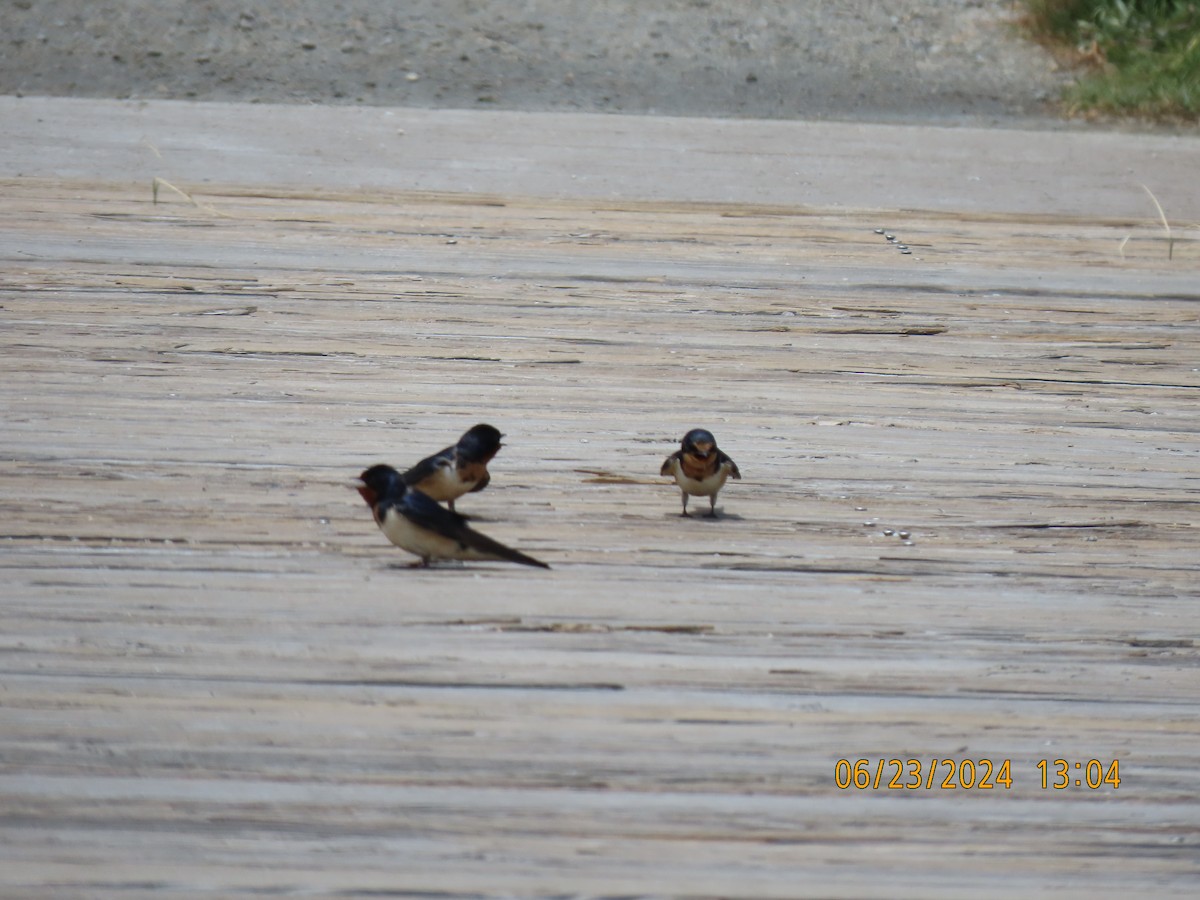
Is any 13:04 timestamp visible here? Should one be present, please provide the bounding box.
[1037,758,1121,789]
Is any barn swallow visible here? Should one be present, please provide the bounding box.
[357,464,549,568]
[401,423,503,513]
[660,428,741,518]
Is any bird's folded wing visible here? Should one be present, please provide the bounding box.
[401,446,454,486]
[721,452,742,479]
[660,451,682,477]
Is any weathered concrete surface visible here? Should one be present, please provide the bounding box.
[2,96,1199,219]
[0,98,1198,898]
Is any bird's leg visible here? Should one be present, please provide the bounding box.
[707,496,719,518]
[680,492,690,517]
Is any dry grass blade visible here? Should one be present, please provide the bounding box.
[151,176,232,218]
[1140,182,1174,261]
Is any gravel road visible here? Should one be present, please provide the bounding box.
[2,0,1072,124]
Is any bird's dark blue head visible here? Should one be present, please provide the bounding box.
[681,428,717,457]
[357,464,406,507]
[458,423,503,461]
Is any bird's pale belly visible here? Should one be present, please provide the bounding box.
[415,464,473,502]
[669,459,729,497]
[380,508,481,561]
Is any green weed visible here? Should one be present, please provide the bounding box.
[1021,0,1199,120]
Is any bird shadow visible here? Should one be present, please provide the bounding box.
[665,510,745,523]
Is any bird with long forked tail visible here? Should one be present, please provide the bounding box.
[357,464,549,568]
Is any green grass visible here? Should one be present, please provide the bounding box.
[1021,0,1200,121]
